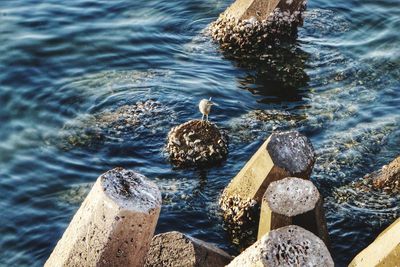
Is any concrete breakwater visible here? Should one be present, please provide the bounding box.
[46,135,399,266]
[46,131,334,266]
[45,0,399,265]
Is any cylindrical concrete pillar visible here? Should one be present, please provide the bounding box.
[228,225,333,267]
[45,167,162,267]
[258,177,330,247]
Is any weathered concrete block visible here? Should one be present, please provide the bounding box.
[220,131,315,226]
[224,0,304,22]
[209,0,307,55]
[45,168,162,267]
[144,231,233,267]
[349,217,400,267]
[166,120,228,167]
[228,225,334,267]
[372,155,400,193]
[258,177,330,247]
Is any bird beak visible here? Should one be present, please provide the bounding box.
[211,102,219,106]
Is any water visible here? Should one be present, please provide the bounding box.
[0,0,399,266]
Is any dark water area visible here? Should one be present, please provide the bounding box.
[0,0,399,266]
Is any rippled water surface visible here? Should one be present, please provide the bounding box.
[0,0,399,266]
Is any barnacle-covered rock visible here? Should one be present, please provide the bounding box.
[208,0,307,56]
[166,120,228,168]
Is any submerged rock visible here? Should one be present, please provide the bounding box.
[333,156,400,225]
[337,156,400,196]
[58,99,173,149]
[166,120,228,168]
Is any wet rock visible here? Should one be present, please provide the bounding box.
[372,156,400,193]
[336,156,400,197]
[332,156,400,226]
[58,99,172,149]
[144,231,233,267]
[249,109,307,123]
[45,168,161,267]
[166,120,228,168]
[227,225,333,267]
[208,0,307,56]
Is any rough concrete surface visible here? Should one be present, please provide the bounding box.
[144,231,233,267]
[258,177,330,246]
[265,177,319,217]
[267,131,315,177]
[45,168,161,267]
[228,225,334,267]
[349,217,400,267]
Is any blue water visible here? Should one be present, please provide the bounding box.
[0,0,399,266]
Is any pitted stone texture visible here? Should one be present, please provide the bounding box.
[166,120,228,168]
[228,225,333,267]
[101,168,161,212]
[267,131,315,177]
[45,168,161,267]
[265,177,319,217]
[144,231,233,267]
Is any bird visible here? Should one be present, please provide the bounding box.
[199,97,218,122]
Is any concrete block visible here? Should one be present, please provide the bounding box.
[349,217,400,267]
[220,131,315,226]
[258,177,330,247]
[227,225,334,267]
[209,0,307,55]
[144,231,233,267]
[224,0,304,22]
[45,168,162,267]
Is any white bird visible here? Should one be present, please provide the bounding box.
[199,97,218,122]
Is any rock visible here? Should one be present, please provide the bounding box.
[258,177,330,247]
[220,131,315,227]
[58,99,171,149]
[372,156,400,193]
[45,168,162,267]
[334,156,400,205]
[166,120,228,167]
[349,217,400,267]
[144,231,233,267]
[208,0,307,55]
[227,225,334,267]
